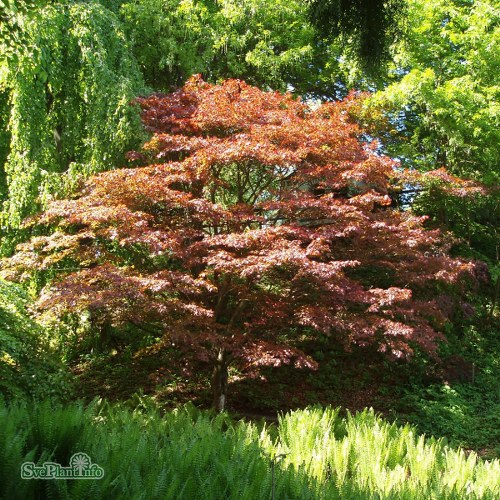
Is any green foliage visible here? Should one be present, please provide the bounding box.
[307,0,407,71]
[0,279,72,401]
[396,323,500,455]
[0,0,43,63]
[116,0,314,91]
[0,400,499,498]
[412,187,499,263]
[274,406,500,497]
[364,0,499,266]
[0,1,146,234]
[399,381,500,456]
[114,0,366,97]
[370,0,500,181]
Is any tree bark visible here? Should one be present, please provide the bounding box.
[212,348,229,412]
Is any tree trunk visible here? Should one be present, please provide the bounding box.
[212,349,229,412]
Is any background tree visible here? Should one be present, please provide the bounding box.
[2,77,486,410]
[113,0,356,97]
[369,0,499,181]
[364,0,499,281]
[306,0,408,72]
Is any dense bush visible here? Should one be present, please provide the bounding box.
[0,279,71,401]
[395,323,500,454]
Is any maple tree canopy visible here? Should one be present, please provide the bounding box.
[1,76,488,372]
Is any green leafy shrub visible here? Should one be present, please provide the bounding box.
[0,279,71,401]
[396,323,500,455]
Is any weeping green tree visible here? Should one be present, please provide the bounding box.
[0,1,145,238]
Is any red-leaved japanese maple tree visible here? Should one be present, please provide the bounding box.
[2,76,486,410]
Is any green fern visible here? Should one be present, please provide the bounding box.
[1,400,499,499]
